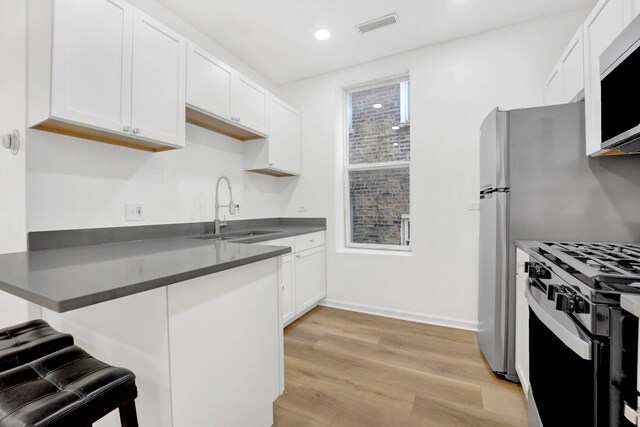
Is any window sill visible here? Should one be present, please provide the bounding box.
[337,246,413,257]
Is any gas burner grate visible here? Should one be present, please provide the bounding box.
[541,241,640,280]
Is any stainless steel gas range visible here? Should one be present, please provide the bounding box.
[524,241,640,427]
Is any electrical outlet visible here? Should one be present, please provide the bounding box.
[125,203,145,221]
[298,204,308,212]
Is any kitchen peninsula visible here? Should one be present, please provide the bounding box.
[0,219,326,427]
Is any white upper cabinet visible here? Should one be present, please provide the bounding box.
[561,28,585,103]
[186,42,234,122]
[244,95,301,176]
[543,27,585,106]
[185,45,268,140]
[584,0,626,156]
[49,0,132,135]
[544,67,564,106]
[27,0,186,151]
[234,74,269,136]
[131,10,186,148]
[266,96,301,173]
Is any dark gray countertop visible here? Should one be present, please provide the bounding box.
[0,224,325,313]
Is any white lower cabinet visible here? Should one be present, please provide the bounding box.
[263,232,327,326]
[515,248,530,397]
[295,246,326,315]
[280,254,296,324]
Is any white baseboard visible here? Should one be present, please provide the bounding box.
[320,299,478,332]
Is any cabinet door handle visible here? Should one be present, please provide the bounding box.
[123,125,130,132]
[237,117,241,122]
[132,128,140,134]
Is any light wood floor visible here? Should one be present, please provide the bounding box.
[273,306,527,427]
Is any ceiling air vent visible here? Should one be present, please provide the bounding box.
[356,13,399,34]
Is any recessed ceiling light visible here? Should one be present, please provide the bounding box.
[314,29,331,41]
[393,142,399,147]
[391,126,400,130]
[372,103,383,109]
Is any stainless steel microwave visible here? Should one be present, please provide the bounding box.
[601,14,640,153]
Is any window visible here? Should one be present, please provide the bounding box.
[344,76,410,250]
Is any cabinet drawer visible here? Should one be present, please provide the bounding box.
[260,237,295,251]
[516,248,529,279]
[294,232,325,252]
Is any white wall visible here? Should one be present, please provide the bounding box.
[27,125,282,231]
[279,9,590,329]
[127,0,279,95]
[0,0,29,324]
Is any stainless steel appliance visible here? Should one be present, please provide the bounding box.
[524,241,640,427]
[601,12,640,152]
[478,102,640,381]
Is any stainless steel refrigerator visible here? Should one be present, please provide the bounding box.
[478,102,640,381]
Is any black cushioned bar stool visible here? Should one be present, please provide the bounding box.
[0,345,139,427]
[0,320,73,373]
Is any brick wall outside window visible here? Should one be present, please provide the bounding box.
[347,81,410,246]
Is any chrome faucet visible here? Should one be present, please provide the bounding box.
[213,175,236,235]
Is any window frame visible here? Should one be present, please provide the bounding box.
[342,75,411,252]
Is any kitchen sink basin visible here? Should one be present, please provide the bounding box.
[190,235,223,240]
[221,231,277,240]
[190,230,277,241]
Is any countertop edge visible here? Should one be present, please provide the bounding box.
[228,226,326,244]
[1,224,327,313]
[1,246,291,313]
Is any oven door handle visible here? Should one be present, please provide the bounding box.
[526,281,593,360]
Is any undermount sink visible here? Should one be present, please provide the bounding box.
[190,235,223,240]
[190,230,277,241]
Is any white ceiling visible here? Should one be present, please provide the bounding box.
[154,0,596,85]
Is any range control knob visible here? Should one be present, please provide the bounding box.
[574,298,590,314]
[555,292,574,312]
[529,263,551,280]
[547,284,560,301]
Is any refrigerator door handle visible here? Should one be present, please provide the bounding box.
[480,185,494,199]
[480,187,510,199]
